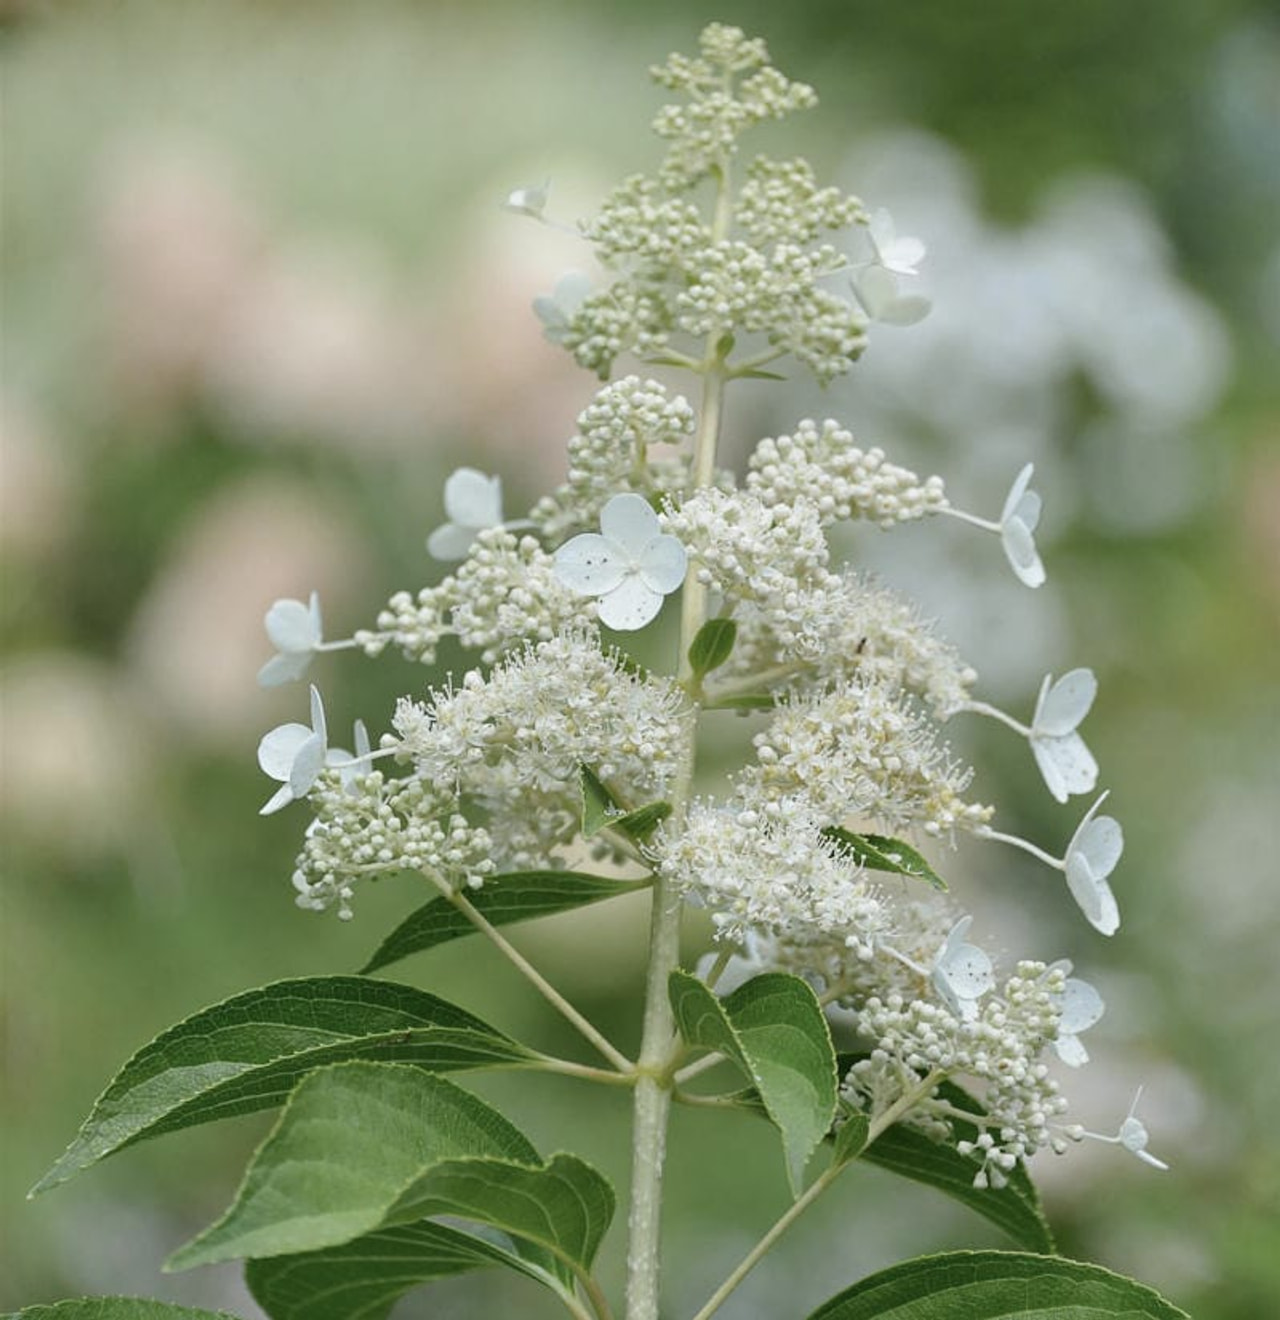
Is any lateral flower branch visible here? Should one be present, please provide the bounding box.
[32,25,1184,1320]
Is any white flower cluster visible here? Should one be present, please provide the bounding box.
[720,573,978,717]
[252,23,1160,1185]
[394,630,688,838]
[530,377,697,540]
[737,156,865,248]
[842,959,1075,1187]
[746,419,948,528]
[540,24,872,383]
[649,25,818,187]
[292,771,496,920]
[358,527,587,667]
[743,682,993,839]
[661,487,832,607]
[657,794,888,951]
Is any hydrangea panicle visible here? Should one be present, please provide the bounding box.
[249,31,1167,1281]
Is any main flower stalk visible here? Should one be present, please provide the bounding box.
[624,312,731,1320]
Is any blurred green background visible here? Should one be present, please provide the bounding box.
[3,2,1278,1317]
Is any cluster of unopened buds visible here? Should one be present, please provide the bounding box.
[253,22,1163,1186]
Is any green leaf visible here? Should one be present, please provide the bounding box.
[246,1220,562,1320]
[688,618,738,677]
[580,765,617,837]
[718,1065,1053,1254]
[610,800,672,842]
[388,1152,614,1272]
[823,828,948,891]
[33,978,533,1195]
[12,1302,241,1320]
[167,1062,614,1287]
[360,871,647,974]
[669,970,837,1195]
[804,1250,1191,1319]
[830,1110,870,1169]
[738,368,788,381]
[859,1078,1053,1255]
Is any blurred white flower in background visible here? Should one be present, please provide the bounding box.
[126,476,370,744]
[866,207,927,275]
[535,270,593,346]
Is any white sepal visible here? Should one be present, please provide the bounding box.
[851,264,931,326]
[1000,464,1046,588]
[503,180,550,219]
[427,468,505,561]
[931,916,994,1021]
[868,208,927,276]
[258,591,323,688]
[1053,973,1105,1067]
[258,684,330,815]
[553,493,687,632]
[1063,792,1123,935]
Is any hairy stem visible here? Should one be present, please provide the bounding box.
[425,872,633,1073]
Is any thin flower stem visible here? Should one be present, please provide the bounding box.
[689,1070,946,1320]
[690,1166,837,1320]
[938,506,1001,534]
[423,871,634,1073]
[703,947,734,989]
[703,660,807,704]
[958,699,1031,737]
[978,827,1063,870]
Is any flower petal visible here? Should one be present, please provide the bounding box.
[1054,1033,1090,1067]
[259,782,295,816]
[883,235,926,275]
[597,575,664,631]
[1035,668,1097,736]
[1065,856,1120,935]
[258,723,312,779]
[553,534,627,596]
[1001,464,1036,524]
[426,521,479,561]
[600,493,660,555]
[638,534,688,594]
[265,598,320,653]
[1074,813,1124,880]
[308,685,327,744]
[1032,732,1099,803]
[289,732,327,798]
[443,468,503,529]
[257,651,313,688]
[1060,977,1106,1035]
[1001,517,1046,588]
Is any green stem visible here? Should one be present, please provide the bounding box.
[624,156,735,1320]
[529,1053,641,1087]
[424,871,634,1074]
